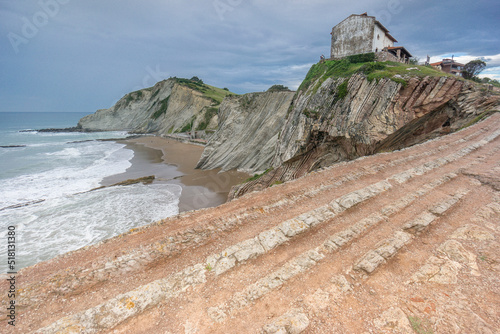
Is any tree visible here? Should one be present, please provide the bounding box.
[462,59,486,80]
[267,84,290,92]
[480,77,500,88]
[190,76,204,84]
[408,57,419,65]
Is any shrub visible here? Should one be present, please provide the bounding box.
[197,107,219,130]
[298,59,359,93]
[190,76,204,84]
[336,80,348,100]
[151,96,170,119]
[243,168,273,183]
[302,108,320,119]
[267,84,290,92]
[346,52,376,63]
[358,62,386,75]
[180,122,192,133]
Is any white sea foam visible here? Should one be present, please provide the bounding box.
[0,121,182,274]
[0,183,182,273]
[0,141,133,209]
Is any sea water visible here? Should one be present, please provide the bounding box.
[0,112,181,273]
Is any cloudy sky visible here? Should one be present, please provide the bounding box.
[1,0,499,113]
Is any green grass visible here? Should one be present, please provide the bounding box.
[151,96,170,119]
[267,84,291,92]
[336,80,348,100]
[458,110,497,130]
[173,77,236,104]
[298,59,358,93]
[243,168,273,183]
[197,107,219,131]
[408,316,433,334]
[302,108,320,119]
[346,52,376,63]
[298,56,463,96]
[151,87,161,99]
[365,61,458,83]
[358,62,386,75]
[124,91,141,104]
[180,119,194,133]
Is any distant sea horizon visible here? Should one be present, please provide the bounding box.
[0,112,182,273]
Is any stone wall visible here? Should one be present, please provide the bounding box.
[330,15,374,58]
[230,72,500,198]
[375,50,402,63]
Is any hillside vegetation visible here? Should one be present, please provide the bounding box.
[299,53,461,95]
[78,77,238,136]
[172,77,236,105]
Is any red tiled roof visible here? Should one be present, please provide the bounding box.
[430,60,465,67]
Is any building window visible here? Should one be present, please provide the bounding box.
[377,34,380,40]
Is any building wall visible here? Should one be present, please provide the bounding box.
[330,15,375,58]
[372,24,394,52]
[375,50,401,63]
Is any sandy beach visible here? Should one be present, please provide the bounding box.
[102,136,249,212]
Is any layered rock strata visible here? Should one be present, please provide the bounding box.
[78,79,223,136]
[196,91,295,173]
[7,113,499,334]
[229,73,499,198]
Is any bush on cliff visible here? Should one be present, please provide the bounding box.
[346,52,376,63]
[151,96,170,119]
[267,84,291,92]
[298,56,460,94]
[172,77,236,105]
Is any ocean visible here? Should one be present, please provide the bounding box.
[0,112,181,273]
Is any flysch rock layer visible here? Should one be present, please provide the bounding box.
[2,113,498,334]
[229,73,499,198]
[196,91,295,173]
[78,79,218,136]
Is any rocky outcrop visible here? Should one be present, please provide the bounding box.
[196,91,295,173]
[229,67,499,199]
[10,114,500,333]
[78,78,226,136]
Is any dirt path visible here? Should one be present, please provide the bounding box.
[2,114,499,334]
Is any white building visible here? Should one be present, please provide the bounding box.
[330,13,412,63]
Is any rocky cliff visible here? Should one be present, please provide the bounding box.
[228,60,500,198]
[196,91,295,173]
[78,78,232,136]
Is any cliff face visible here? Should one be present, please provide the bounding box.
[196,91,295,173]
[77,62,499,198]
[229,63,500,199]
[273,74,487,167]
[78,78,227,136]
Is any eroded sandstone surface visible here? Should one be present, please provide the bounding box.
[2,113,499,333]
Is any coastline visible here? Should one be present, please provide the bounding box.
[103,135,249,212]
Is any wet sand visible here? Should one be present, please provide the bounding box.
[102,136,249,212]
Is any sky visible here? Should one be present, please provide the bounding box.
[1,0,499,113]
